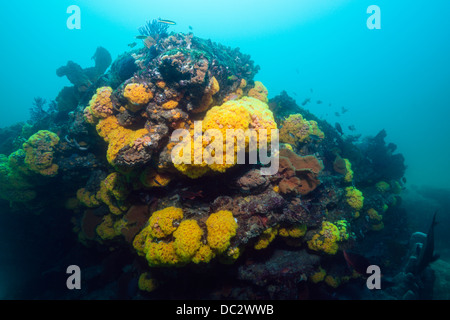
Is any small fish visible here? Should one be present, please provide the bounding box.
[135,35,148,40]
[348,125,356,131]
[153,178,163,187]
[328,103,332,106]
[181,190,204,200]
[301,98,311,106]
[402,177,407,183]
[341,106,349,114]
[334,111,340,117]
[227,75,238,81]
[308,134,321,142]
[335,122,343,135]
[128,42,137,48]
[189,25,193,30]
[310,88,313,93]
[288,132,296,140]
[158,19,176,25]
[316,100,322,104]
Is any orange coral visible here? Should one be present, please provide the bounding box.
[162,100,179,110]
[86,87,114,120]
[95,116,149,165]
[248,81,268,103]
[278,148,324,195]
[123,83,153,112]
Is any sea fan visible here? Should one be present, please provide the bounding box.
[138,19,169,38]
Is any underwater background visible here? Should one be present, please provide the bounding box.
[0,0,449,300]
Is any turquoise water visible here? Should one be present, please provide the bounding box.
[1,0,449,188]
[0,0,449,300]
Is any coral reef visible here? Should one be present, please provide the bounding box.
[0,24,414,300]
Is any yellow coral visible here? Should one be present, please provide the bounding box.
[324,275,340,288]
[192,244,215,264]
[133,227,152,256]
[375,181,390,193]
[96,116,149,165]
[147,207,184,239]
[343,159,354,182]
[310,267,326,283]
[278,224,307,238]
[138,273,158,292]
[96,214,118,240]
[145,241,180,266]
[86,87,114,119]
[22,130,59,177]
[345,187,364,211]
[173,220,203,262]
[139,167,172,188]
[279,114,323,145]
[206,210,238,254]
[76,188,101,207]
[254,227,278,250]
[162,100,179,110]
[173,97,277,178]
[367,208,383,221]
[248,81,268,103]
[307,221,344,255]
[97,172,129,215]
[123,83,153,111]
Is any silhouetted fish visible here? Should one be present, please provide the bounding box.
[301,98,311,106]
[189,25,193,30]
[348,125,356,131]
[334,112,340,117]
[415,211,439,275]
[341,106,348,114]
[128,42,137,48]
[316,100,322,104]
[335,122,343,135]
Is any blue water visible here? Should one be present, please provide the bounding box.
[1,0,449,188]
[0,0,449,300]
